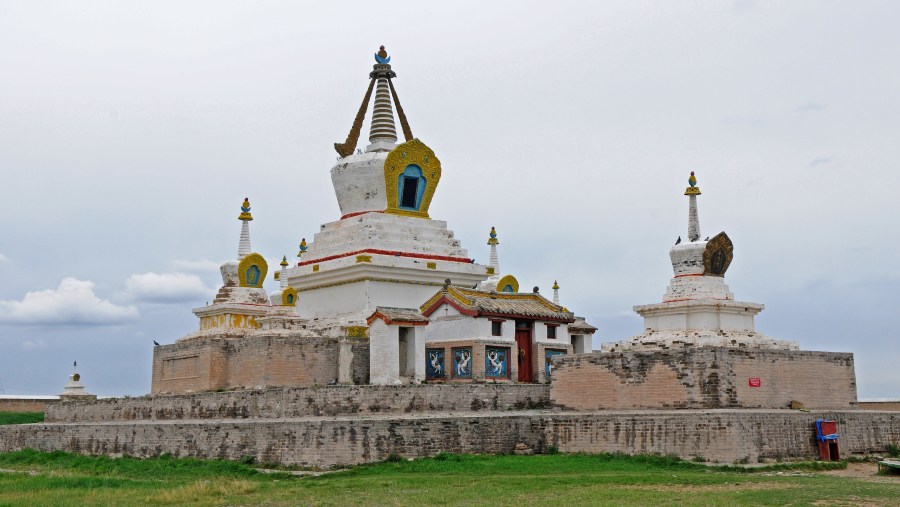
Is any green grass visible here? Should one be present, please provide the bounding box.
[0,450,897,506]
[0,412,44,425]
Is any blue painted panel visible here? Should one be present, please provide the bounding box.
[246,265,260,286]
[398,164,427,211]
[545,349,566,378]
[485,347,509,379]
[453,347,473,378]
[426,349,445,379]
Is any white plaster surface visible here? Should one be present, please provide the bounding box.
[330,151,389,217]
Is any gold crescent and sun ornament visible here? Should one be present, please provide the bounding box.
[238,253,268,288]
[383,139,441,218]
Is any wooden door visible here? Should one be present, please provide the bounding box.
[515,322,533,383]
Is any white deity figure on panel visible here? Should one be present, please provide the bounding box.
[429,351,443,376]
[456,350,471,376]
[487,350,504,375]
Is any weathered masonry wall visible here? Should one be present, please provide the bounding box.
[151,335,369,394]
[46,384,551,423]
[2,410,897,467]
[550,349,857,411]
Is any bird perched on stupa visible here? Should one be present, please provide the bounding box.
[675,236,682,245]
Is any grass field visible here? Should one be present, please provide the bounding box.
[0,412,43,425]
[0,450,897,506]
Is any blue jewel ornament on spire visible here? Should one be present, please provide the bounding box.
[374,45,391,64]
[688,172,697,187]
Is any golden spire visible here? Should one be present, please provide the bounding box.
[280,255,289,268]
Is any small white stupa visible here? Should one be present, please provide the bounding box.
[59,361,95,400]
[603,172,797,352]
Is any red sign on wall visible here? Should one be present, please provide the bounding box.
[748,378,761,388]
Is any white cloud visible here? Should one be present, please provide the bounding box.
[125,272,212,303]
[169,259,221,273]
[0,278,139,325]
[21,339,47,350]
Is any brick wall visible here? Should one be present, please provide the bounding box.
[46,384,552,422]
[3,410,897,467]
[0,399,54,413]
[151,335,370,394]
[550,348,857,411]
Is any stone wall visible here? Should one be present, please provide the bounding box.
[46,384,551,423]
[151,335,369,394]
[3,410,897,467]
[550,348,857,411]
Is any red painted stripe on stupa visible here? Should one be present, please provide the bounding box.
[298,249,473,267]
[340,210,384,220]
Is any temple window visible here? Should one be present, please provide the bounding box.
[491,320,503,336]
[546,324,558,339]
[398,165,426,210]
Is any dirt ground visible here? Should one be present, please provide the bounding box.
[821,462,900,483]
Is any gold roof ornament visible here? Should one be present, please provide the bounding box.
[297,238,308,258]
[238,197,253,221]
[552,280,559,290]
[280,255,289,268]
[685,171,701,196]
[487,226,499,246]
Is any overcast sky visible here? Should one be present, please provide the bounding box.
[1,1,898,398]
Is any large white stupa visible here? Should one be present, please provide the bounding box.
[284,46,489,323]
[603,172,797,352]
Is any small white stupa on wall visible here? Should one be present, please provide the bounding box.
[59,361,96,400]
[603,172,797,352]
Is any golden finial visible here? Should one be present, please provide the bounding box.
[238,197,253,221]
[280,255,289,268]
[297,238,308,258]
[487,226,499,246]
[684,171,701,196]
[552,280,559,290]
[375,45,390,64]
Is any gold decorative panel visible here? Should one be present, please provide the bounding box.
[383,139,441,218]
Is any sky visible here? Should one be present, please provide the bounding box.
[0,0,898,398]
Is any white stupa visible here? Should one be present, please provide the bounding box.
[59,361,95,400]
[603,172,797,352]
[284,46,490,323]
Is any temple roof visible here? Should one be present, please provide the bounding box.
[367,307,429,326]
[569,317,598,334]
[421,286,575,322]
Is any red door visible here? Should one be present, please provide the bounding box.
[515,322,533,383]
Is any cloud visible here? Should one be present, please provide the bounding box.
[125,272,212,303]
[809,156,833,168]
[21,339,47,351]
[796,101,826,113]
[0,254,9,263]
[0,278,139,325]
[169,259,221,273]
